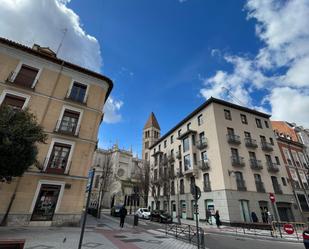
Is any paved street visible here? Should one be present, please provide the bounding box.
[0,213,304,249]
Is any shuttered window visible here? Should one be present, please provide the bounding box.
[2,94,26,109]
[14,64,39,88]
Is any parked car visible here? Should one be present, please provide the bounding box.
[136,208,151,219]
[150,210,173,223]
[110,205,123,217]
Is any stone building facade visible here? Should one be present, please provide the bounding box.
[0,38,112,226]
[145,97,302,223]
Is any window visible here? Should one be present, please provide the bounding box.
[281,177,287,186]
[275,156,280,165]
[192,134,196,146]
[269,137,274,145]
[68,82,87,103]
[187,122,191,130]
[179,161,183,174]
[145,152,148,160]
[171,149,174,156]
[180,179,184,194]
[227,127,234,135]
[184,154,191,171]
[244,131,251,138]
[254,174,262,182]
[235,172,246,191]
[256,118,262,128]
[193,153,197,165]
[171,181,175,195]
[264,120,269,128]
[58,109,80,135]
[178,129,182,137]
[154,169,158,181]
[1,94,26,110]
[231,148,239,158]
[183,137,190,152]
[297,194,309,212]
[224,109,232,120]
[201,151,208,162]
[260,135,266,142]
[158,145,161,151]
[47,143,71,174]
[249,151,256,159]
[240,114,247,124]
[265,154,272,164]
[94,175,100,188]
[145,141,149,149]
[13,64,39,88]
[170,135,174,144]
[164,140,167,148]
[203,173,211,191]
[198,114,203,126]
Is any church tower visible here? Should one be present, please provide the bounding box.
[142,112,161,161]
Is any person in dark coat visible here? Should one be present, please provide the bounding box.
[215,210,221,228]
[206,209,212,225]
[251,212,258,223]
[119,205,127,228]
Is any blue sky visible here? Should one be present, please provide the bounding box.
[1,0,308,157]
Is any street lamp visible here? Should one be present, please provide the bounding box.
[176,168,181,224]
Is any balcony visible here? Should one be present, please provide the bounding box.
[54,120,80,137]
[261,141,273,152]
[255,181,266,193]
[168,154,175,163]
[176,151,181,160]
[267,162,280,173]
[204,182,212,192]
[244,138,258,148]
[236,180,247,191]
[273,184,283,194]
[196,137,208,150]
[198,160,210,171]
[250,159,263,170]
[6,70,38,89]
[231,156,245,167]
[227,134,241,145]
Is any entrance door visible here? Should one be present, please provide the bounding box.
[277,203,294,222]
[259,201,269,223]
[180,200,187,219]
[171,201,176,218]
[31,184,61,221]
[205,199,215,224]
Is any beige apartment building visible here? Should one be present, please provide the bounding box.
[90,146,143,214]
[144,97,302,223]
[0,37,113,226]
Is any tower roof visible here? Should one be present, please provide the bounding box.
[144,112,160,130]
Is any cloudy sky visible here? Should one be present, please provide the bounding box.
[0,0,308,156]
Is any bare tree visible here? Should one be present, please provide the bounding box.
[135,161,150,207]
[96,151,113,218]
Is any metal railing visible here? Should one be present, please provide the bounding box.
[273,184,283,194]
[261,141,273,151]
[231,156,245,167]
[227,134,241,144]
[255,181,266,193]
[244,137,258,148]
[267,162,280,172]
[250,159,263,170]
[236,180,247,191]
[196,137,207,149]
[165,223,205,248]
[198,160,210,171]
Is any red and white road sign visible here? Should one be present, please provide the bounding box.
[283,224,295,234]
[269,193,275,203]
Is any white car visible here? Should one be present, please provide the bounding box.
[136,208,151,219]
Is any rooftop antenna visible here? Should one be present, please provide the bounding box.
[56,28,68,56]
[221,87,248,107]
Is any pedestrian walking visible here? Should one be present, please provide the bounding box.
[206,209,212,225]
[251,212,258,223]
[119,205,127,228]
[215,210,221,228]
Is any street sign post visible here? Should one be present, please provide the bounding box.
[191,184,201,249]
[269,192,282,238]
[269,193,275,203]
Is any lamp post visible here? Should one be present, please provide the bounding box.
[176,168,181,224]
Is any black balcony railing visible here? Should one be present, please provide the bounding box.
[54,120,80,136]
[261,141,273,151]
[198,160,210,171]
[255,181,266,193]
[250,159,263,170]
[231,156,245,167]
[267,161,279,172]
[244,138,258,148]
[236,180,247,191]
[204,182,211,192]
[196,137,207,150]
[273,184,283,194]
[227,134,241,144]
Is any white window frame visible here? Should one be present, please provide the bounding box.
[67,79,90,103]
[44,138,75,174]
[0,89,31,110]
[30,180,65,214]
[11,61,42,89]
[56,105,84,136]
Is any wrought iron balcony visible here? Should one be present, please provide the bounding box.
[244,138,258,148]
[198,160,210,171]
[231,156,245,167]
[273,184,283,194]
[227,134,241,144]
[261,141,273,152]
[236,180,247,191]
[267,162,279,172]
[255,181,266,193]
[203,182,211,192]
[250,159,263,170]
[196,137,208,150]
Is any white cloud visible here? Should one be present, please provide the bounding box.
[0,0,102,72]
[200,0,309,127]
[103,97,123,124]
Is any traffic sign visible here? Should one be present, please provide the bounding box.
[283,224,294,234]
[269,193,275,203]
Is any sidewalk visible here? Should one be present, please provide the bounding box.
[0,214,197,249]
